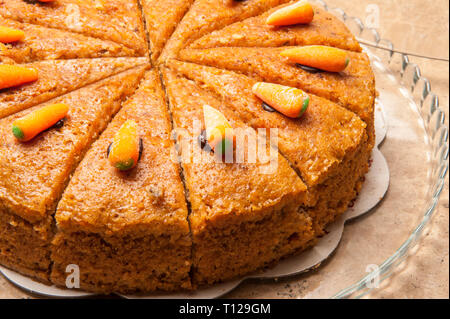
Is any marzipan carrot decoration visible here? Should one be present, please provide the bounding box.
[0,26,25,43]
[281,45,350,72]
[12,103,69,142]
[108,120,141,171]
[266,0,314,26]
[252,82,310,118]
[0,64,38,90]
[203,104,235,155]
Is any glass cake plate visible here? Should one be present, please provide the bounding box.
[0,0,448,299]
[228,1,448,299]
[326,2,448,298]
[225,1,448,299]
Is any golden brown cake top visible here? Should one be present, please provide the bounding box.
[167,60,367,187]
[141,0,194,62]
[159,0,290,62]
[189,4,361,52]
[0,0,377,294]
[0,0,147,55]
[179,46,375,127]
[0,57,147,119]
[163,68,309,231]
[0,16,136,64]
[55,70,189,238]
[0,65,147,223]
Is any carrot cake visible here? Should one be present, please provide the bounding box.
[0,16,136,64]
[163,68,315,285]
[0,57,147,119]
[51,70,191,293]
[179,46,375,147]
[189,3,361,51]
[167,60,369,233]
[0,0,377,294]
[141,0,194,63]
[0,65,147,282]
[159,0,291,63]
[0,0,147,55]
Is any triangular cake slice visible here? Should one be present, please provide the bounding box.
[0,0,147,55]
[141,0,194,62]
[51,70,191,293]
[0,65,147,282]
[189,3,361,51]
[158,0,290,62]
[167,60,370,234]
[163,67,315,286]
[180,46,375,147]
[0,57,147,119]
[0,16,137,64]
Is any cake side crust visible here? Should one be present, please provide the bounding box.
[0,210,53,283]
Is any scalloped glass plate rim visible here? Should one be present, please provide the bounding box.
[312,0,449,298]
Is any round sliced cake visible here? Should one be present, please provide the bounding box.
[0,0,375,294]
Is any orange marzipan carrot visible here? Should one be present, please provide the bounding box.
[108,119,141,171]
[281,45,350,72]
[203,104,235,153]
[266,0,314,26]
[0,26,25,43]
[252,82,310,119]
[12,103,69,142]
[0,64,38,90]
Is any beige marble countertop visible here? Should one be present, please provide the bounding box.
[0,0,448,299]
